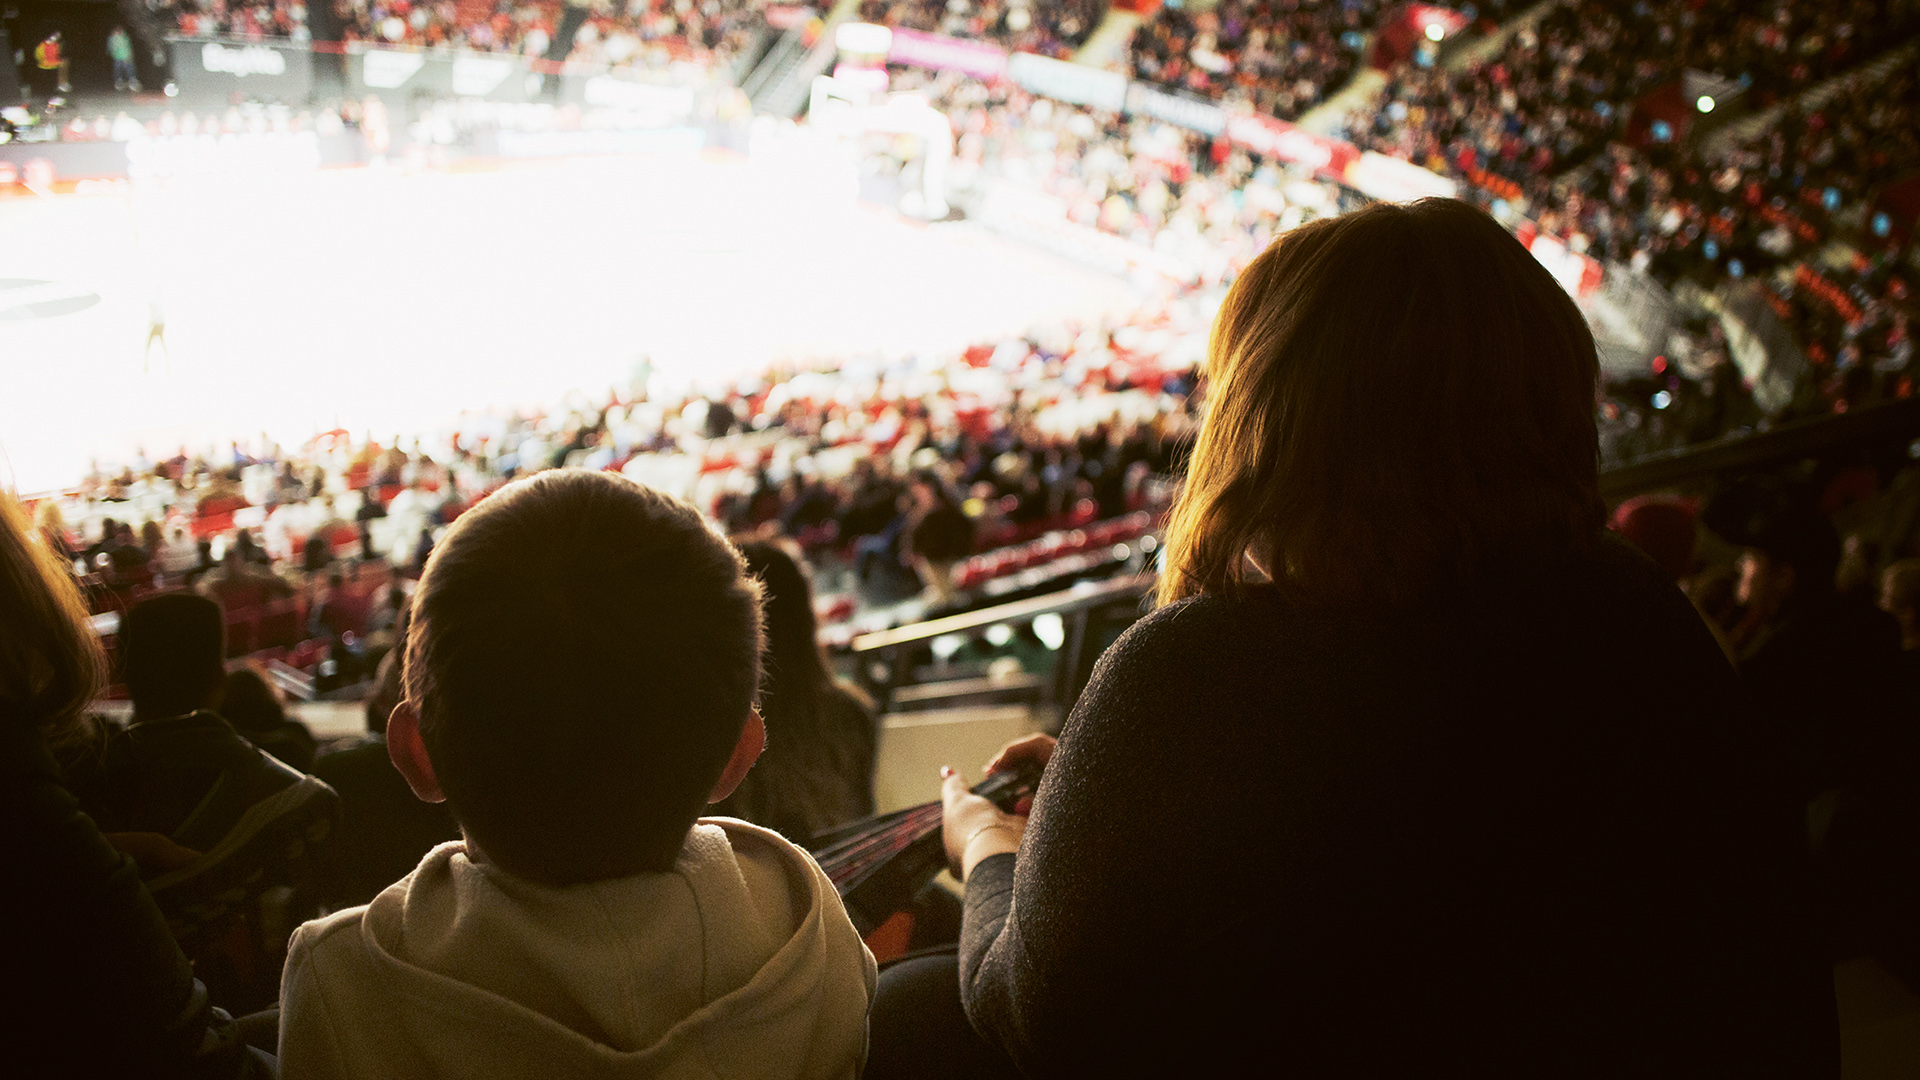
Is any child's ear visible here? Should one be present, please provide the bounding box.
[708,709,766,804]
[387,701,447,803]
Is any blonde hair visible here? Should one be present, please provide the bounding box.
[1,493,106,743]
[1160,199,1604,610]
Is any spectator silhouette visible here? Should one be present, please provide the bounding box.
[2,494,271,1076]
[311,650,460,909]
[221,665,318,772]
[907,472,976,607]
[197,535,296,655]
[1879,559,1920,652]
[711,541,879,842]
[873,199,1840,1078]
[90,592,338,1011]
[1730,504,1903,799]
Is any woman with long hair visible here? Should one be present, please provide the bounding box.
[711,540,878,841]
[2,495,103,750]
[1,491,262,1075]
[869,199,1836,1077]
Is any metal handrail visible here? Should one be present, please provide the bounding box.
[1599,396,1920,499]
[850,573,1152,653]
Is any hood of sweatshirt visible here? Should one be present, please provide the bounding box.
[279,819,876,1080]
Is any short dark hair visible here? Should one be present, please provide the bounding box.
[221,664,287,733]
[1161,198,1605,609]
[1751,506,1841,597]
[403,470,764,885]
[121,592,226,720]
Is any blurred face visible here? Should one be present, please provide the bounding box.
[1736,549,1793,614]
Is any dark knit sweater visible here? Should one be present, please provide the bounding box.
[959,534,1838,1077]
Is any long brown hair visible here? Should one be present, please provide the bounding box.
[0,492,106,744]
[1160,199,1604,610]
[714,540,877,840]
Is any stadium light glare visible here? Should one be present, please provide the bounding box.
[1696,95,1715,113]
[1424,23,1445,41]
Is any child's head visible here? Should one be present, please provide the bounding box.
[394,470,764,885]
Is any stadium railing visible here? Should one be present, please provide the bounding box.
[847,572,1153,814]
[1600,396,1920,501]
[846,571,1152,721]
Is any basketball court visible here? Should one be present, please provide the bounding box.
[0,145,1134,493]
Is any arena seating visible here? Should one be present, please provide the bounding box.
[1335,0,1916,446]
[1128,0,1379,121]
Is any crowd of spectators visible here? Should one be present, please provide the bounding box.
[1338,0,1918,435]
[42,306,1199,634]
[19,3,1920,1074]
[162,0,762,66]
[1128,0,1379,123]
[163,0,307,40]
[884,69,1778,462]
[560,0,763,70]
[1544,64,1915,419]
[333,0,553,53]
[1350,0,1920,193]
[160,0,1095,66]
[858,0,1105,58]
[902,67,1356,288]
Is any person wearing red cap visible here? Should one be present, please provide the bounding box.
[1610,494,1735,661]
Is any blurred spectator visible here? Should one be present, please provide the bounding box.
[1343,0,1918,435]
[907,470,976,606]
[197,535,297,655]
[1731,505,1903,798]
[1611,493,1734,660]
[34,31,70,96]
[108,25,138,92]
[864,0,1104,56]
[221,664,318,772]
[312,651,460,908]
[1131,0,1375,121]
[34,498,76,563]
[87,591,339,1010]
[710,542,879,842]
[1609,494,1699,581]
[1880,558,1920,651]
[304,496,345,574]
[155,524,203,579]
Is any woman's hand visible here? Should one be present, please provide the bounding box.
[983,733,1057,816]
[941,767,1026,882]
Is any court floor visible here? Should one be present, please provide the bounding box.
[0,147,1133,494]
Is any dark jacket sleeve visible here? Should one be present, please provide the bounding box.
[957,599,1242,1075]
[2,720,253,1077]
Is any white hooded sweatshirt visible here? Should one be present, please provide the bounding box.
[279,819,876,1080]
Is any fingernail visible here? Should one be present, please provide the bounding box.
[939,766,954,778]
